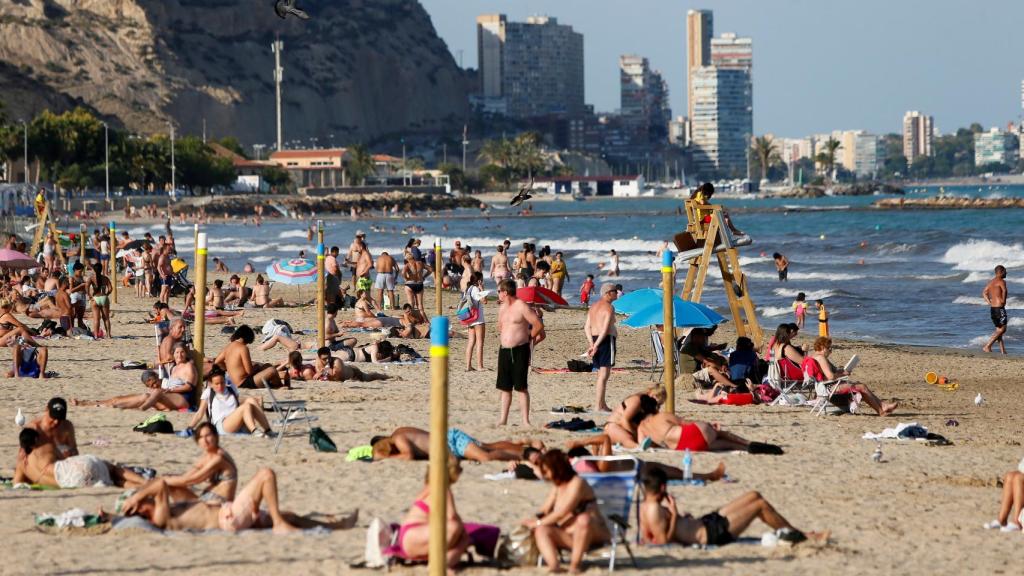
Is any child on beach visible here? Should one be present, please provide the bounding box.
[816,299,829,338]
[579,274,595,307]
[792,292,807,329]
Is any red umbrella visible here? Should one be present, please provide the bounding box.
[0,248,39,270]
[515,286,569,307]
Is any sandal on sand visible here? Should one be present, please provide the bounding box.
[1000,523,1022,532]
[983,520,1003,530]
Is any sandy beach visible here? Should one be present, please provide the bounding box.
[3,278,1024,576]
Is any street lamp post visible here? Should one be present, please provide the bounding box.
[169,122,176,200]
[461,125,468,174]
[401,139,406,186]
[21,120,28,184]
[103,122,110,202]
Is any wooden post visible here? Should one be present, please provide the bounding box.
[316,242,325,349]
[194,232,208,391]
[434,238,442,317]
[317,219,324,246]
[661,251,675,414]
[109,222,118,304]
[79,224,86,264]
[427,316,450,576]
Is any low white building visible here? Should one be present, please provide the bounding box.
[530,175,645,197]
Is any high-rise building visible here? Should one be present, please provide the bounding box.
[902,111,934,166]
[690,67,752,178]
[476,14,584,119]
[975,127,1016,167]
[833,130,881,178]
[669,116,690,147]
[686,9,713,123]
[620,55,671,144]
[711,33,752,71]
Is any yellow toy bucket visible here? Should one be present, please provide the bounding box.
[925,372,938,385]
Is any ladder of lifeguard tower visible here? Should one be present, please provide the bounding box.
[30,205,67,268]
[677,201,763,348]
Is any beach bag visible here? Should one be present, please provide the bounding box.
[309,426,338,452]
[363,517,394,568]
[497,525,539,566]
[456,290,480,326]
[752,383,779,404]
[133,414,174,434]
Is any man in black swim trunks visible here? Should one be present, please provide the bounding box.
[638,467,827,547]
[585,283,618,413]
[983,265,1008,354]
[495,279,544,426]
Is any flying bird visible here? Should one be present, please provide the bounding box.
[510,178,535,207]
[275,0,309,19]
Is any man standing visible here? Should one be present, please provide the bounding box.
[325,246,342,283]
[157,244,173,304]
[495,279,544,426]
[585,283,619,413]
[374,251,398,309]
[346,232,365,290]
[983,265,1008,354]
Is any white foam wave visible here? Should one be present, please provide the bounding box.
[250,256,275,263]
[772,288,838,300]
[278,230,311,239]
[962,270,1024,284]
[942,239,1024,272]
[758,306,792,318]
[738,256,771,266]
[747,270,864,281]
[952,296,1024,309]
[911,274,961,281]
[875,243,916,256]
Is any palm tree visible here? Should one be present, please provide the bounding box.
[815,137,842,182]
[478,138,514,187]
[346,143,375,186]
[750,135,780,183]
[512,132,544,180]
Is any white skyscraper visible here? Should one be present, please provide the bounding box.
[902,111,934,166]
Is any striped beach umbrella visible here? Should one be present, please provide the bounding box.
[266,257,318,285]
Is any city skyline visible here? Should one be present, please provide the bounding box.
[420,0,1024,137]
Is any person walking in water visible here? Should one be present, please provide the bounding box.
[773,252,789,282]
[585,283,619,413]
[495,279,544,426]
[983,265,1008,354]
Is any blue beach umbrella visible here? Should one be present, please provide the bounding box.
[622,297,726,329]
[613,288,665,315]
[266,257,318,285]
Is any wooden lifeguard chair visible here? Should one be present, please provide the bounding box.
[29,203,67,268]
[673,200,763,347]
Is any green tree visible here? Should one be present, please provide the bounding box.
[175,136,235,192]
[346,144,375,186]
[260,165,292,192]
[814,137,842,182]
[512,132,544,179]
[438,162,465,191]
[478,138,514,187]
[750,135,780,182]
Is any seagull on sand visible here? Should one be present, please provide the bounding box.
[274,0,309,19]
[510,178,535,207]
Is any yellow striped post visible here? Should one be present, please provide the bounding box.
[194,232,208,389]
[428,316,449,576]
[317,243,326,349]
[661,251,676,413]
[434,238,442,317]
[109,222,118,304]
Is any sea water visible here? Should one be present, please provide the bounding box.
[143,183,1024,351]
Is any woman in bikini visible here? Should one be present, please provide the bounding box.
[394,460,471,573]
[89,264,113,338]
[332,339,396,363]
[489,245,510,288]
[161,422,238,504]
[252,274,285,308]
[638,411,784,454]
[277,350,316,381]
[402,257,425,311]
[769,324,805,381]
[803,337,898,416]
[526,450,610,573]
[604,387,666,448]
[0,299,41,346]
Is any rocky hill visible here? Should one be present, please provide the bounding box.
[0,0,470,145]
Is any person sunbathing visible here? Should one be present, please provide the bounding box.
[259,307,355,353]
[0,298,40,346]
[119,467,357,533]
[315,347,395,382]
[7,341,49,379]
[278,350,316,381]
[371,426,541,462]
[604,387,666,448]
[524,450,610,573]
[23,397,77,459]
[639,467,828,547]
[394,459,471,573]
[252,274,286,308]
[564,434,726,482]
[333,339,397,363]
[187,370,276,437]
[14,428,146,489]
[214,325,288,389]
[397,304,430,339]
[985,459,1024,531]
[74,366,193,411]
[692,385,755,406]
[149,422,240,504]
[803,337,898,416]
[638,411,784,454]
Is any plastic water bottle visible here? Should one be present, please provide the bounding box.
[682,449,693,481]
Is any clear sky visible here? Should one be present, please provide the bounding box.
[419,0,1024,138]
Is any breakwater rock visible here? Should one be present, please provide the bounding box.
[874,196,1024,210]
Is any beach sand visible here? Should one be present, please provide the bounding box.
[2,280,1024,575]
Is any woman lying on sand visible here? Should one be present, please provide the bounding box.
[639,467,829,547]
[604,387,667,448]
[118,467,358,533]
[74,362,193,411]
[638,403,784,454]
[15,429,147,489]
[564,434,726,482]
[315,347,396,382]
[803,337,898,416]
[984,459,1024,531]
[524,450,611,573]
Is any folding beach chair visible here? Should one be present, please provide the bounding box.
[765,350,807,406]
[808,354,860,417]
[576,456,640,572]
[648,330,680,381]
[261,379,318,453]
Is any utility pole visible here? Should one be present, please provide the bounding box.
[401,138,407,186]
[202,117,207,144]
[442,143,447,165]
[272,39,284,152]
[21,120,28,184]
[104,122,109,202]
[169,122,176,200]
[461,125,468,174]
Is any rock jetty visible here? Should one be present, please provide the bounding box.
[177,191,479,218]
[765,183,903,198]
[874,196,1024,210]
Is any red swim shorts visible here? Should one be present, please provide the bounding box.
[675,423,709,452]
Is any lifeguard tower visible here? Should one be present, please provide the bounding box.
[29,203,67,268]
[673,199,763,347]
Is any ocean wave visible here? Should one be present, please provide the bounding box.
[277,230,311,239]
[962,271,1024,284]
[772,288,840,300]
[746,270,865,281]
[738,256,772,266]
[249,256,275,263]
[952,295,1024,309]
[910,273,965,281]
[758,306,792,318]
[941,239,1024,272]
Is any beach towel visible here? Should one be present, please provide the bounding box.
[862,422,926,440]
[346,445,374,462]
[545,418,598,431]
